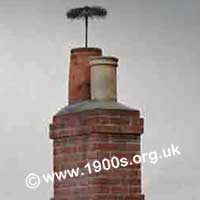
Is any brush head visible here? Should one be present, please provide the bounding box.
[67,6,107,19]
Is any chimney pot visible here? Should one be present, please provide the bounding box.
[89,56,118,101]
[68,48,102,104]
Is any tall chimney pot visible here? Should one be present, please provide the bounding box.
[68,48,102,104]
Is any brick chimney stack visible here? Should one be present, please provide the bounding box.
[49,47,145,200]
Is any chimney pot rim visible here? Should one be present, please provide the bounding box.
[89,56,118,67]
[71,47,102,54]
[89,56,118,62]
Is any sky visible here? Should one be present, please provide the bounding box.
[0,0,200,199]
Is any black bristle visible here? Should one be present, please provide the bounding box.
[67,6,107,19]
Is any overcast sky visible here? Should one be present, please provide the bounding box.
[0,0,200,199]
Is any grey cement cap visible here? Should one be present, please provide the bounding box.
[56,100,136,116]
